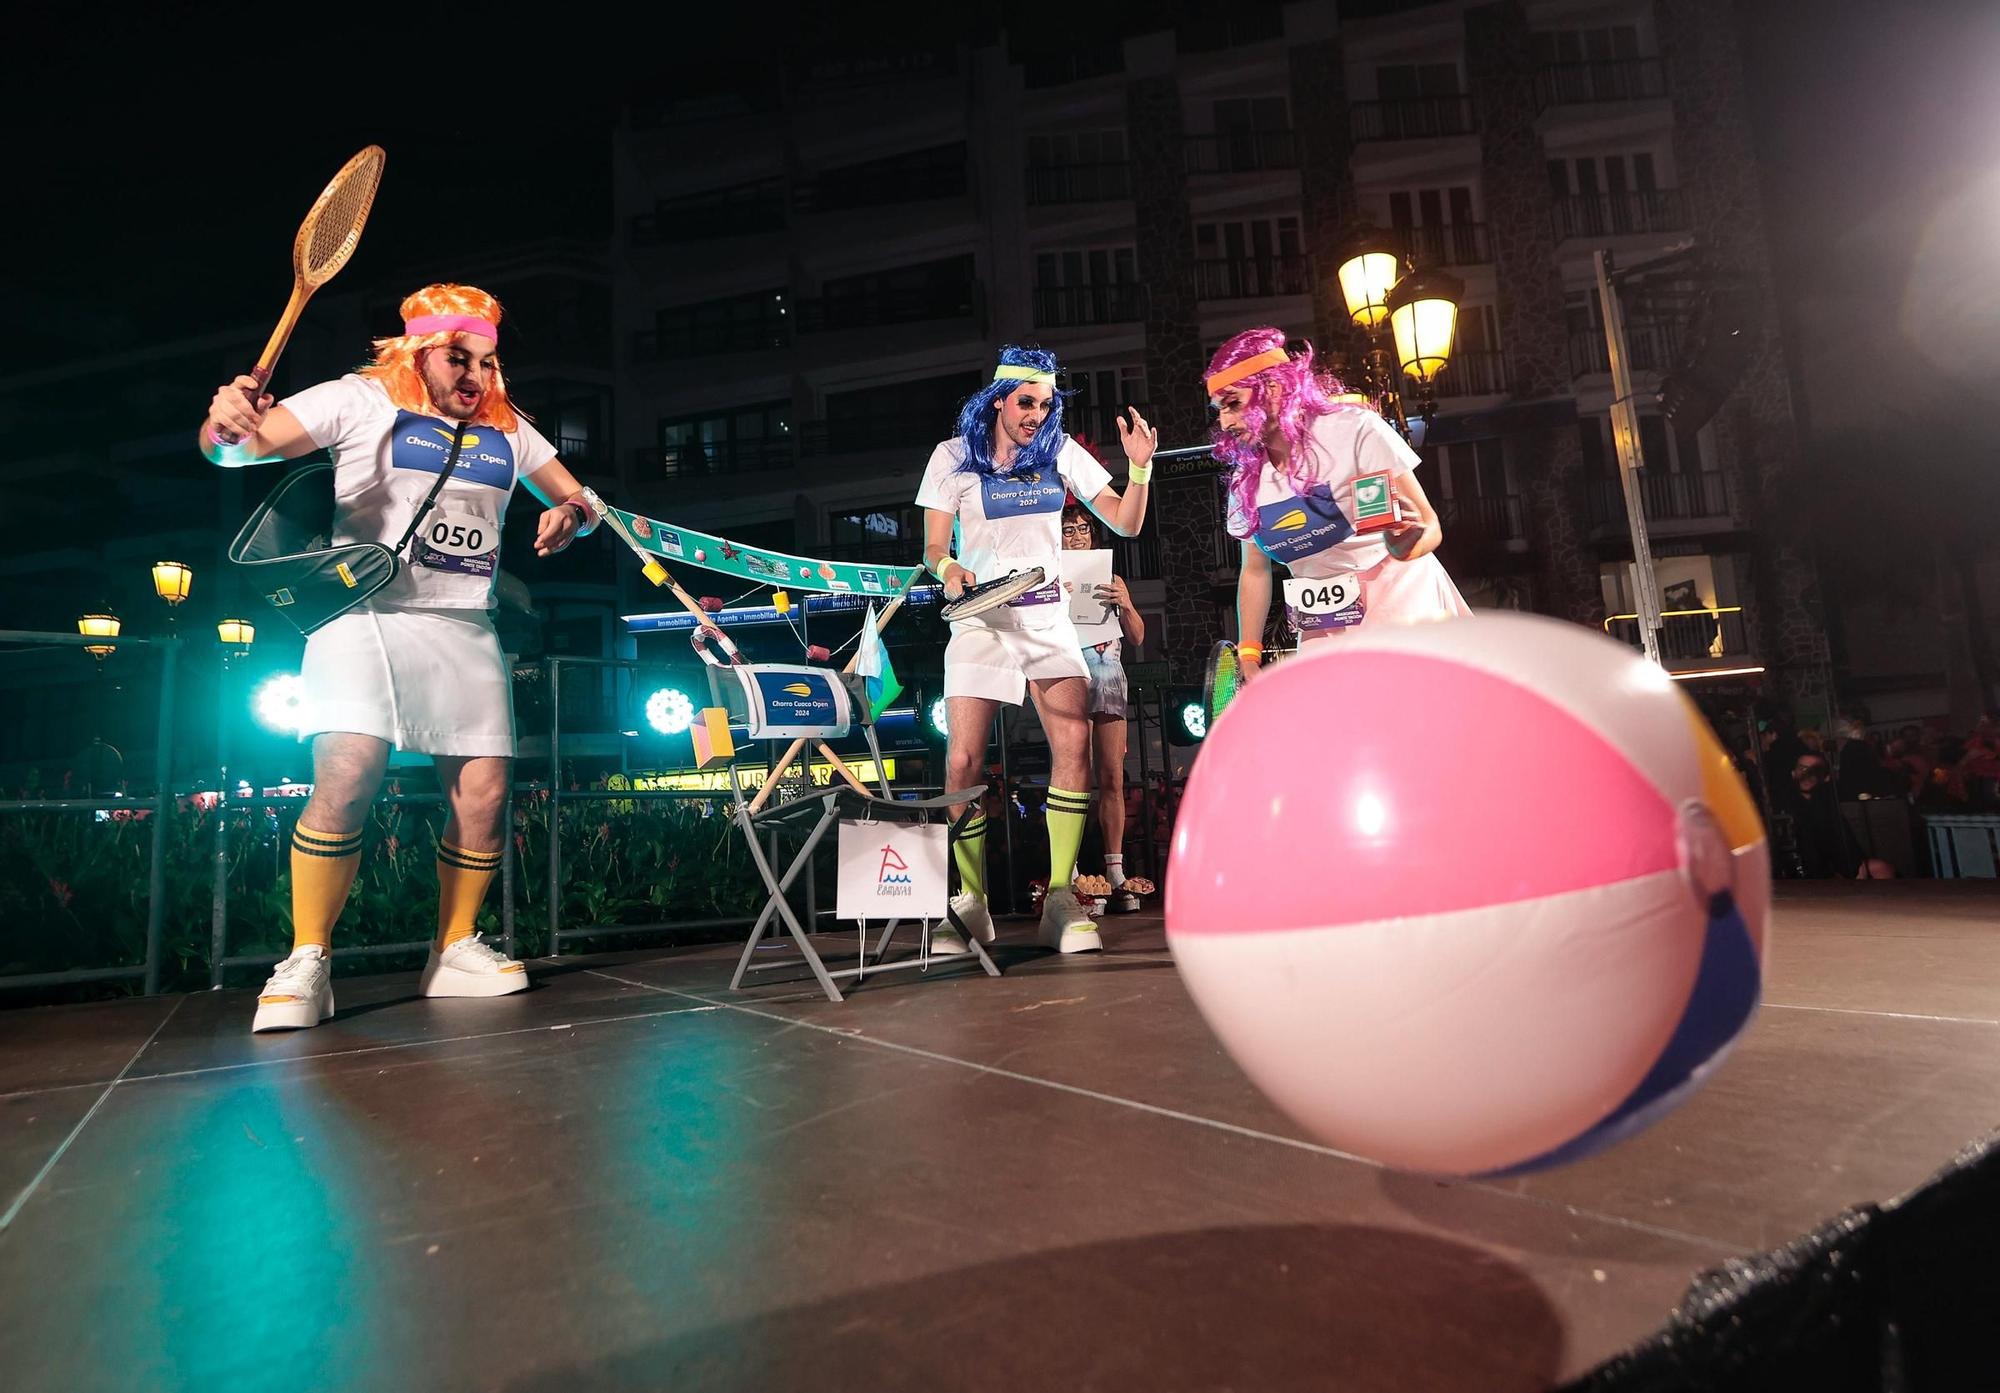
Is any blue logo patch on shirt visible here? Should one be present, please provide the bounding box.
[1254,483,1354,563]
[389,411,516,490]
[979,468,1067,517]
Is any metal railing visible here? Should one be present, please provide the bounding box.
[1195,255,1312,300]
[796,281,983,333]
[793,159,967,216]
[630,439,797,479]
[798,414,944,457]
[1568,319,1679,375]
[1031,283,1148,329]
[1350,96,1475,141]
[629,178,788,245]
[1438,493,1526,544]
[0,631,179,996]
[1588,469,1732,527]
[632,319,790,361]
[1184,130,1298,174]
[1025,162,1132,205]
[1536,58,1668,109]
[1603,606,1751,666]
[1434,349,1511,397]
[1386,222,1491,267]
[1551,189,1689,241]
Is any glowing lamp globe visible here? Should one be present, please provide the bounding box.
[1165,613,1769,1176]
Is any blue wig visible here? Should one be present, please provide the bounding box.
[952,345,1068,477]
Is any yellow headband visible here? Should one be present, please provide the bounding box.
[1205,347,1291,395]
[994,364,1056,384]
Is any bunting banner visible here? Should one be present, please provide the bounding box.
[601,503,924,597]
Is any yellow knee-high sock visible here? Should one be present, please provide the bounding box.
[290,825,363,953]
[1045,787,1091,891]
[952,809,988,901]
[436,841,503,951]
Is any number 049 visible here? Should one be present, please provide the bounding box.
[1305,581,1349,608]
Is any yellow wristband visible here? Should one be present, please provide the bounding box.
[1126,461,1154,485]
[934,557,965,583]
[1237,642,1263,659]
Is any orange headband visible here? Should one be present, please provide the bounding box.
[1206,347,1291,396]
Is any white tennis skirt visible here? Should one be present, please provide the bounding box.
[299,606,515,757]
[944,620,1089,705]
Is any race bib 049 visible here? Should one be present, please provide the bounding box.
[1284,572,1364,632]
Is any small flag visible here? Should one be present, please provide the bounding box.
[855,603,902,720]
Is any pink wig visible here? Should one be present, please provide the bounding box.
[1204,327,1365,527]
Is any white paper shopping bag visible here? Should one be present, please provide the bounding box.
[836,818,949,920]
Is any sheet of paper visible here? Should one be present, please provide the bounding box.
[1060,549,1121,645]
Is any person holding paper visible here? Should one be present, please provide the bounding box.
[1205,327,1469,679]
[1060,501,1155,914]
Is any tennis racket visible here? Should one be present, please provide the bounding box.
[939,567,1048,621]
[214,145,387,444]
[1203,639,1294,726]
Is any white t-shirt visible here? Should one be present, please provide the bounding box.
[281,375,556,610]
[914,435,1113,630]
[1224,407,1421,579]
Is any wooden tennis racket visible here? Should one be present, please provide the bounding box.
[214,145,386,444]
[939,567,1049,621]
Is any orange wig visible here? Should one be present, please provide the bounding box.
[357,283,524,431]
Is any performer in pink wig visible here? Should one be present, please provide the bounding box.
[1205,327,1469,676]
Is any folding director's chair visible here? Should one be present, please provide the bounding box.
[703,659,999,1002]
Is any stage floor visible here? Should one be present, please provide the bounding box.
[2,881,1997,1391]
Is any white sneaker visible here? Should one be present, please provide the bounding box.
[253,946,334,1033]
[1038,887,1103,955]
[929,923,971,956]
[949,893,996,943]
[420,936,530,998]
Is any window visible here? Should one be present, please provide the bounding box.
[1532,25,1641,63]
[806,254,979,331]
[1212,96,1290,133]
[1195,217,1306,297]
[1547,152,1662,196]
[1388,186,1475,229]
[795,142,968,214]
[815,370,980,454]
[829,502,927,563]
[1429,438,1508,499]
[1028,128,1127,167]
[1035,247,1139,287]
[646,288,790,359]
[656,401,792,478]
[1195,216,1303,260]
[1066,365,1149,446]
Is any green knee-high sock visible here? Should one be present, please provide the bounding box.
[1045,787,1091,891]
[953,809,988,901]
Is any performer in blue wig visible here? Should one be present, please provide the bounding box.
[916,345,1157,956]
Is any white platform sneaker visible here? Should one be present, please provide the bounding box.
[420,936,531,998]
[252,945,334,1033]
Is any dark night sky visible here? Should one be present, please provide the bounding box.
[8,1,2000,444]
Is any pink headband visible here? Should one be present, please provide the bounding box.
[403,314,499,342]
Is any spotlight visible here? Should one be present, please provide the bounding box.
[645,687,695,736]
[928,696,950,738]
[253,674,308,736]
[1165,688,1208,746]
[1180,701,1208,740]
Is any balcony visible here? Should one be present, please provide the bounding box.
[1587,469,1733,529]
[1536,58,1668,110]
[1021,44,1125,89]
[1025,162,1133,205]
[629,178,787,245]
[793,158,967,217]
[631,320,789,362]
[1433,349,1510,398]
[1110,528,1164,582]
[630,439,796,480]
[553,435,596,472]
[1438,492,1527,546]
[1349,96,1475,142]
[798,413,945,457]
[1567,319,1680,376]
[1551,189,1689,241]
[1387,222,1491,268]
[1195,255,1312,301]
[796,281,983,334]
[1031,283,1148,330]
[1064,402,1155,454]
[1604,606,1752,669]
[1184,130,1299,175]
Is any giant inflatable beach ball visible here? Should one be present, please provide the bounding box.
[1166,612,1768,1176]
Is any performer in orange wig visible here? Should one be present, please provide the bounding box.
[201,283,602,1032]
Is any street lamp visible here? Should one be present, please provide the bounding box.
[1333,225,1463,441]
[151,561,193,607]
[78,613,121,659]
[217,617,255,655]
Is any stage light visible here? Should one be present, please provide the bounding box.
[928,696,950,738]
[1180,701,1208,740]
[645,687,695,736]
[1165,689,1208,746]
[253,674,308,736]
